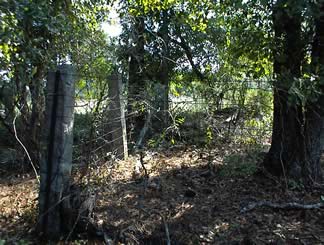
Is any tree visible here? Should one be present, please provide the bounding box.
[118,0,220,147]
[0,0,68,167]
[125,14,146,147]
[264,0,324,185]
[152,9,171,129]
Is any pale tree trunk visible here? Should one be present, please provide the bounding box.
[107,72,128,159]
[28,64,46,167]
[154,10,170,131]
[128,16,146,147]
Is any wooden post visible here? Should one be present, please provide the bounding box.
[107,72,128,160]
[38,65,76,239]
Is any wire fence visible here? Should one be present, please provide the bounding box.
[0,70,274,179]
[72,80,274,172]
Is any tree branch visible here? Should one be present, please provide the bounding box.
[241,200,324,213]
[171,30,205,81]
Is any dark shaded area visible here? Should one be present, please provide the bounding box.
[1,147,324,244]
[91,148,324,244]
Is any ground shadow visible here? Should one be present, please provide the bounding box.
[92,147,324,244]
[1,147,324,244]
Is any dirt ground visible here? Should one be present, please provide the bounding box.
[1,146,324,244]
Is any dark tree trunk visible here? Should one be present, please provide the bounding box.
[302,0,324,183]
[302,104,323,184]
[264,0,323,184]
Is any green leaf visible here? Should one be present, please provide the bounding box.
[31,67,38,77]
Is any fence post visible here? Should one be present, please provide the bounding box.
[38,65,76,239]
[107,72,128,160]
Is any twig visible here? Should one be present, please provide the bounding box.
[139,151,148,179]
[162,215,171,245]
[13,113,40,184]
[241,200,324,213]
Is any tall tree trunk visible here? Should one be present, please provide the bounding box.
[154,10,170,130]
[302,0,324,184]
[28,65,45,167]
[127,16,146,148]
[264,0,323,184]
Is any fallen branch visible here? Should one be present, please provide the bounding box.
[240,201,324,213]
